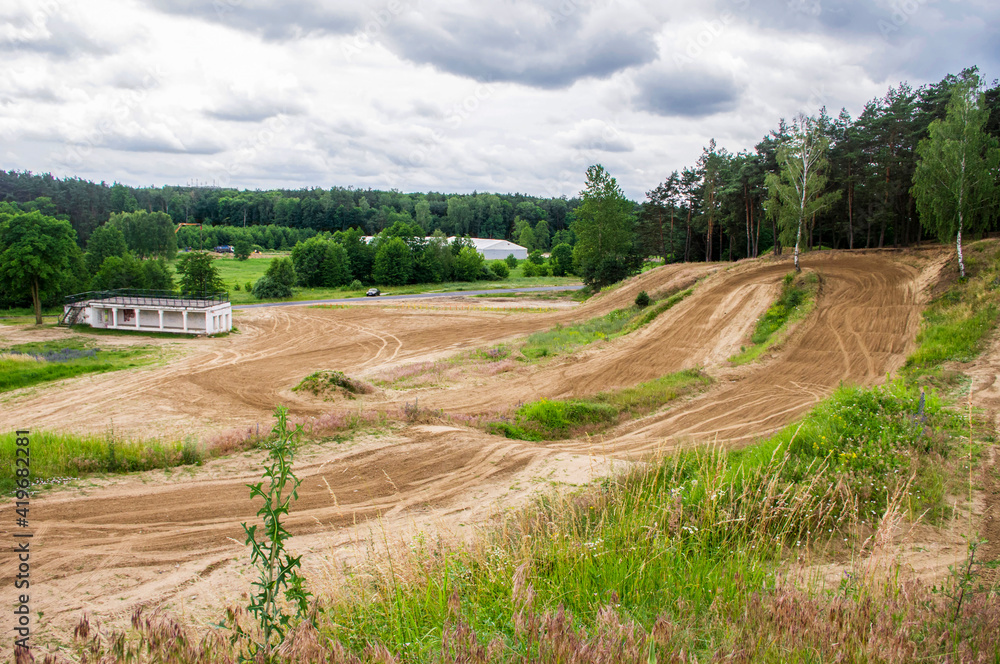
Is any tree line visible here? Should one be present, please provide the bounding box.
[0,171,581,247]
[636,67,1000,264]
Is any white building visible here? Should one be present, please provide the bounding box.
[454,238,529,261]
[61,290,232,335]
[361,236,529,261]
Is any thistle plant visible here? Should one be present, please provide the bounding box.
[238,405,312,661]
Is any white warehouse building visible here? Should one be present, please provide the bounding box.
[362,236,529,261]
[61,290,232,335]
[453,238,529,261]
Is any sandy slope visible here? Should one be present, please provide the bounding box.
[0,251,941,647]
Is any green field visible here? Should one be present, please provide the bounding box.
[0,338,160,393]
[168,253,580,304]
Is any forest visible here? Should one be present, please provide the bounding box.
[2,66,999,314]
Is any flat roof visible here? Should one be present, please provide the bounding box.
[85,296,228,310]
[67,290,230,310]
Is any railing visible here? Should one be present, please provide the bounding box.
[64,289,229,309]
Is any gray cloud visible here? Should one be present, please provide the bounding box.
[633,68,742,117]
[101,134,225,155]
[0,12,108,59]
[0,86,62,105]
[108,68,162,91]
[4,0,998,201]
[382,2,658,89]
[205,99,306,123]
[146,0,363,40]
[146,0,658,88]
[736,0,1000,82]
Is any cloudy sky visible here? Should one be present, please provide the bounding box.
[1,0,997,200]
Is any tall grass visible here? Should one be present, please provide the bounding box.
[0,407,394,494]
[906,245,1000,374]
[308,381,967,661]
[0,429,201,494]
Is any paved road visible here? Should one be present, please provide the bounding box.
[233,284,584,309]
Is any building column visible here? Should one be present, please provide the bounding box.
[182,311,188,333]
[135,309,140,329]
[205,311,211,334]
[158,310,164,330]
[112,308,117,328]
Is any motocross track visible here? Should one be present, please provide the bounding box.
[0,250,940,645]
[386,252,930,455]
[0,262,713,441]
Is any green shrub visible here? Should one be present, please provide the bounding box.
[244,281,253,293]
[490,399,618,440]
[252,275,292,300]
[234,238,252,261]
[635,290,651,308]
[550,243,573,276]
[454,246,485,281]
[349,279,364,291]
[528,249,544,265]
[522,261,537,278]
[505,254,519,268]
[491,260,510,279]
[265,256,297,289]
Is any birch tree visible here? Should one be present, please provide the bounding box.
[764,114,840,272]
[912,76,1000,278]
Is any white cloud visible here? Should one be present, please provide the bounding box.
[0,0,995,200]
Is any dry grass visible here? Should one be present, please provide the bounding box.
[0,351,41,363]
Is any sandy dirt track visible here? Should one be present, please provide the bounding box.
[0,263,713,441]
[0,251,940,646]
[399,252,930,455]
